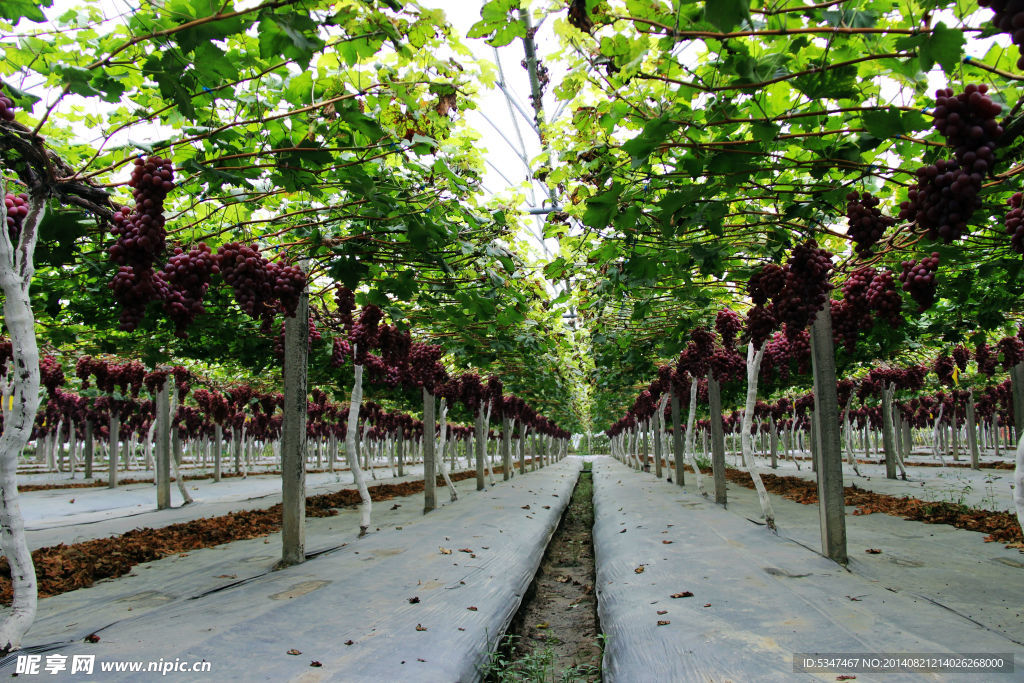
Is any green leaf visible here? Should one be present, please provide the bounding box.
[704,0,750,32]
[621,116,676,165]
[0,0,52,22]
[919,22,965,74]
[582,182,623,229]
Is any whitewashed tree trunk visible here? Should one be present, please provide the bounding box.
[484,403,495,486]
[1014,433,1024,538]
[931,403,947,468]
[842,395,861,476]
[437,399,457,501]
[741,344,774,529]
[684,379,707,496]
[345,356,371,535]
[0,188,44,652]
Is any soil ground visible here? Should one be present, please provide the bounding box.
[491,464,601,682]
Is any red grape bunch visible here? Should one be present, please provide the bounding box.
[846,191,895,257]
[830,299,861,353]
[773,240,834,336]
[0,89,17,122]
[156,242,219,336]
[109,155,175,330]
[715,308,743,350]
[216,243,279,323]
[952,344,971,373]
[898,159,981,243]
[976,342,998,376]
[746,263,786,306]
[1005,192,1024,254]
[932,85,1002,172]
[979,0,1024,68]
[933,353,955,386]
[744,303,777,350]
[4,192,28,244]
[997,335,1024,370]
[863,268,902,326]
[898,253,940,312]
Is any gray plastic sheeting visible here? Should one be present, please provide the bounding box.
[1,458,582,682]
[592,457,1024,682]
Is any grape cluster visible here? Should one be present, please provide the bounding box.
[976,342,998,376]
[898,159,982,243]
[980,0,1024,67]
[108,156,175,330]
[0,90,17,122]
[933,353,955,385]
[334,285,356,327]
[330,337,351,368]
[774,240,833,336]
[216,243,306,322]
[864,268,903,326]
[952,344,971,372]
[744,303,777,349]
[273,316,321,359]
[4,192,28,244]
[932,85,1002,171]
[156,243,219,336]
[746,263,786,306]
[39,355,65,394]
[709,347,745,383]
[899,253,940,312]
[715,308,743,349]
[997,335,1024,369]
[846,191,895,257]
[830,299,860,354]
[1005,192,1024,254]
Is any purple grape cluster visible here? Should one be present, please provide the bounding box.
[744,303,777,349]
[864,268,902,326]
[774,240,833,336]
[0,90,17,122]
[979,0,1024,68]
[156,243,219,336]
[933,353,955,385]
[898,159,981,243]
[952,344,970,372]
[746,263,786,306]
[932,85,1002,171]
[899,253,940,312]
[715,308,743,349]
[109,156,175,330]
[1005,192,1024,254]
[846,191,895,257]
[976,341,998,376]
[4,192,28,244]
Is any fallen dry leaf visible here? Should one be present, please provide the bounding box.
[657,610,667,615]
[836,676,856,681]
[458,548,473,553]
[69,499,75,504]
[703,603,711,608]
[310,661,322,668]
[390,504,401,510]
[671,591,694,598]
[536,622,549,629]
[657,620,670,626]
[556,576,571,583]
[415,624,427,631]
[287,649,302,656]
[417,658,426,662]
[216,574,237,579]
[521,505,531,510]
[662,540,673,544]
[439,547,452,555]
[543,505,551,509]
[865,548,882,554]
[85,634,100,643]
[344,640,354,646]
[619,528,627,533]
[408,596,420,604]
[457,627,465,631]
[467,606,478,611]
[634,566,645,574]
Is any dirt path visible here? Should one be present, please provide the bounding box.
[487,464,601,682]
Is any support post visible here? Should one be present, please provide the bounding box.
[423,388,436,513]
[671,390,684,486]
[707,375,727,506]
[155,381,171,510]
[280,284,308,567]
[809,306,848,564]
[502,418,512,481]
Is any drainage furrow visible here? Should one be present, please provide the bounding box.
[484,462,601,681]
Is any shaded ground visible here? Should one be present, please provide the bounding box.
[488,465,601,682]
[0,466,520,602]
[725,468,1024,547]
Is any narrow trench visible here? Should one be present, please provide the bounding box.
[485,463,602,682]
